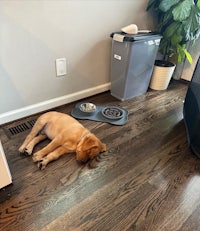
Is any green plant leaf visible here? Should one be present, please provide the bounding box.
[159,38,169,56]
[197,0,200,9]
[163,21,181,38]
[183,5,200,40]
[184,49,193,64]
[172,0,193,21]
[158,10,173,31]
[177,44,186,63]
[146,0,156,11]
[177,44,193,63]
[171,33,182,45]
[146,0,162,11]
[159,0,180,12]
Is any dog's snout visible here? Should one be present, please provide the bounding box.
[76,151,89,163]
[76,157,88,163]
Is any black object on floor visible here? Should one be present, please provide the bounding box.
[183,56,200,158]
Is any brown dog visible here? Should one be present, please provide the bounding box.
[19,111,106,170]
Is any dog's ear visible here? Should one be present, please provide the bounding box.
[87,145,101,159]
[84,136,106,159]
[76,134,106,162]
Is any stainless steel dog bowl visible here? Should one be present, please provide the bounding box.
[79,103,96,114]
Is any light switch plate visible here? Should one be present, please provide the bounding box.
[55,58,67,76]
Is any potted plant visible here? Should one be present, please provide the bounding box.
[146,0,200,90]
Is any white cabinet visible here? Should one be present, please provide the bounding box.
[0,140,12,189]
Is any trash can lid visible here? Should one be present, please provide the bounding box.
[110,32,162,42]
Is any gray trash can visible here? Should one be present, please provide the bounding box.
[110,32,162,101]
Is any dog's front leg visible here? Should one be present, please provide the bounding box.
[37,146,67,170]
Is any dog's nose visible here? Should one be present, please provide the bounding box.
[76,158,88,163]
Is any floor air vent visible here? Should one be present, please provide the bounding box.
[27,119,37,127]
[6,119,37,137]
[9,123,29,136]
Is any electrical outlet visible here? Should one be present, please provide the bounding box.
[55,58,67,77]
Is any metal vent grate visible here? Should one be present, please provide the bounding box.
[8,123,29,135]
[27,119,36,127]
[7,118,37,137]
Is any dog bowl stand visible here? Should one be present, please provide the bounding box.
[71,102,128,125]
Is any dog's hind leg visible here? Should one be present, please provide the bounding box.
[36,146,67,170]
[19,117,46,154]
[23,134,47,155]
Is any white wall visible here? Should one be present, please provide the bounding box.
[0,0,154,124]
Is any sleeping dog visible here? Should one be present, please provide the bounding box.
[19,111,106,170]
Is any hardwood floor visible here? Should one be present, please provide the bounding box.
[1,80,200,231]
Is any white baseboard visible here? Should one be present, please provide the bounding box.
[0,83,111,125]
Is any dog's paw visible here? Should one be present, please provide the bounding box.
[37,159,47,170]
[24,146,33,156]
[19,145,32,155]
[19,147,30,156]
[19,145,25,153]
[32,154,42,162]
